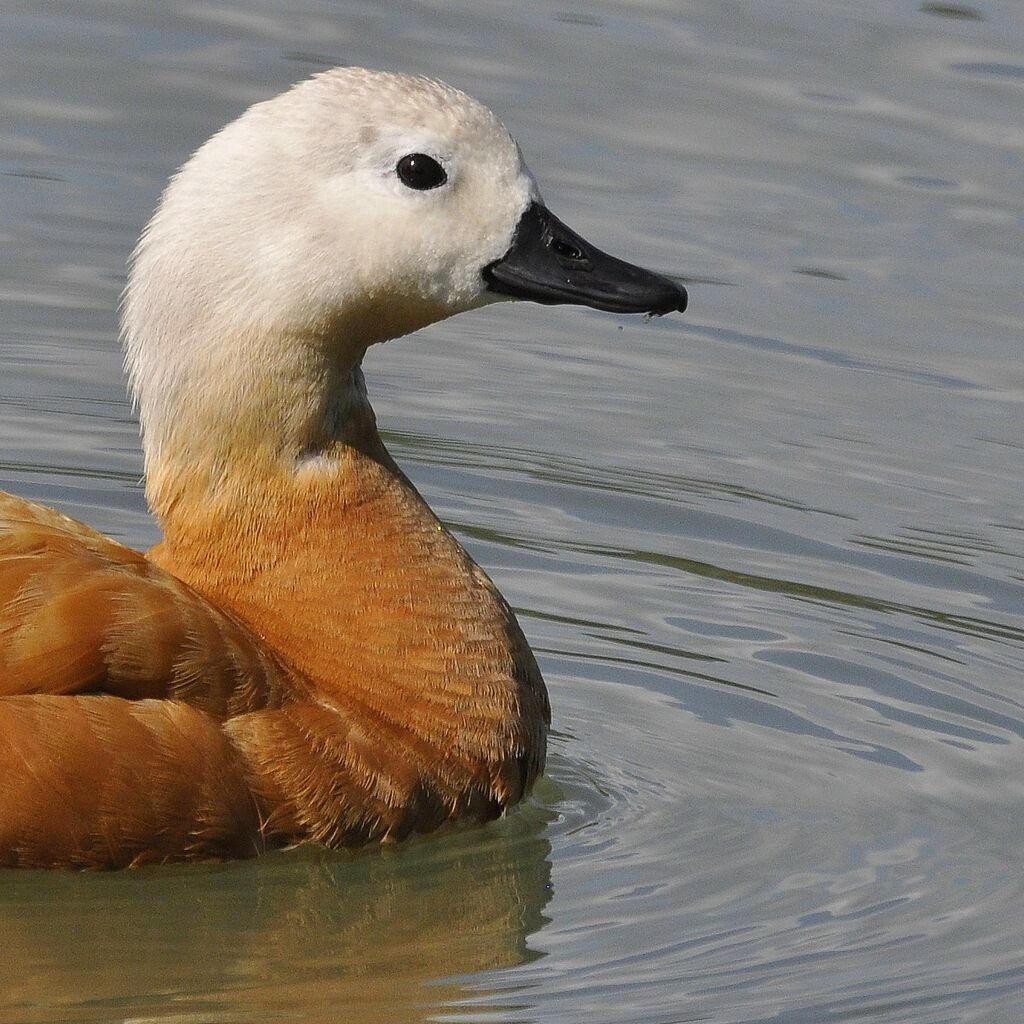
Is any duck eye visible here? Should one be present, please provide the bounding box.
[396,153,447,191]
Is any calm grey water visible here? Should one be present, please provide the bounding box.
[2,1,1023,1021]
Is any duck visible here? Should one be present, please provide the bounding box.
[0,67,686,869]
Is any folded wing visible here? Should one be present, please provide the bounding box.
[0,493,299,867]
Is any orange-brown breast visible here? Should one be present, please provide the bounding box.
[151,443,549,848]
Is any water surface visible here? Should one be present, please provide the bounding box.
[2,1,1023,1021]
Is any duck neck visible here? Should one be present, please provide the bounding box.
[146,352,411,597]
[140,321,385,524]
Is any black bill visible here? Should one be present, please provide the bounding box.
[483,202,687,316]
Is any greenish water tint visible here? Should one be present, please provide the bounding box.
[2,1,1024,1021]
[0,805,556,1023]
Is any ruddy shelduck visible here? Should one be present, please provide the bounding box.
[0,68,686,868]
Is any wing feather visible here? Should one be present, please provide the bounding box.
[0,493,297,716]
[0,694,264,868]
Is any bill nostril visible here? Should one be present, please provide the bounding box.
[550,236,585,262]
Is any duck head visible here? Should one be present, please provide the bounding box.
[122,68,686,508]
